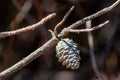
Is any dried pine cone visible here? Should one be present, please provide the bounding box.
[56,38,81,70]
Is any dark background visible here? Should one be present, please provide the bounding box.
[0,0,120,80]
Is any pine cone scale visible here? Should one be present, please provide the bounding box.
[56,38,81,70]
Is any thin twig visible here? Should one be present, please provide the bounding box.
[0,13,56,38]
[12,0,36,23]
[54,6,75,35]
[0,0,119,79]
[12,0,52,39]
[67,20,109,33]
[86,21,102,80]
[67,0,120,29]
[49,29,56,37]
[11,0,34,29]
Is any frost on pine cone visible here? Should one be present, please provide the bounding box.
[56,38,81,70]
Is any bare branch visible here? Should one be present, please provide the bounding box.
[0,0,119,79]
[54,6,75,35]
[67,20,109,33]
[48,29,56,37]
[11,0,33,29]
[86,21,102,80]
[12,0,36,23]
[0,36,59,79]
[67,0,120,29]
[0,13,56,38]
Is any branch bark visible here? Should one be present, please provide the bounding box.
[54,6,75,35]
[0,0,120,79]
[0,13,56,38]
[0,36,58,79]
[67,20,109,33]
[67,0,120,29]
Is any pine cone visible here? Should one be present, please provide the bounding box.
[56,38,81,70]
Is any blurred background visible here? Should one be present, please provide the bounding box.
[0,0,120,80]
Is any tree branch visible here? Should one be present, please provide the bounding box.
[67,0,120,29]
[54,6,75,35]
[11,0,33,29]
[12,0,36,23]
[67,20,109,33]
[0,0,120,79]
[86,21,102,80]
[0,36,59,79]
[0,13,56,38]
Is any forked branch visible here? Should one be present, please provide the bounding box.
[67,0,120,29]
[54,6,75,35]
[0,0,120,79]
[67,20,109,33]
